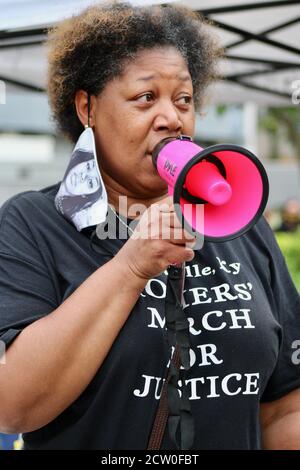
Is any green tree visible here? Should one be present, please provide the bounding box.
[259,107,300,162]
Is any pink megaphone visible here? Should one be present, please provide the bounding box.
[152,136,269,241]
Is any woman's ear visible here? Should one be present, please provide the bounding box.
[75,90,95,128]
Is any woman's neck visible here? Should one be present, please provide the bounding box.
[105,183,168,219]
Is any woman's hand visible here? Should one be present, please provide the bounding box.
[116,196,197,280]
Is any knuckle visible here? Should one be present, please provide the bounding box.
[152,239,166,257]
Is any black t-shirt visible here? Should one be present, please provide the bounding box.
[0,182,300,450]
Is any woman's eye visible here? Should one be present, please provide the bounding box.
[177,96,192,105]
[137,93,153,103]
[87,161,95,171]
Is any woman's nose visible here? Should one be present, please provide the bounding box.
[153,100,183,133]
[80,171,87,182]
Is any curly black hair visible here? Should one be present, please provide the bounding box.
[47,1,222,143]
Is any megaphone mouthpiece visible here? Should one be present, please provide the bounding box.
[185,161,232,206]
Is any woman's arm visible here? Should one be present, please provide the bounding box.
[0,255,146,434]
[261,388,300,449]
[0,198,195,434]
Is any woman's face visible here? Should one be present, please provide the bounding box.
[91,47,196,199]
[65,159,101,195]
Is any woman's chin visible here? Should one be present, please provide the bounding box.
[140,178,168,198]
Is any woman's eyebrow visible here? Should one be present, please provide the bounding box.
[136,73,191,82]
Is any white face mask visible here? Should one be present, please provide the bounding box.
[55,127,108,231]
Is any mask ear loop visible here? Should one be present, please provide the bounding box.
[85,93,91,129]
[88,94,91,128]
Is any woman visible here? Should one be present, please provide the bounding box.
[0,2,300,450]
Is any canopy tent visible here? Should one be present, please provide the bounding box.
[0,0,300,105]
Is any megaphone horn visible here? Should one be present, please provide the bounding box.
[152,136,269,242]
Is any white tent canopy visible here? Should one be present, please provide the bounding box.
[0,0,300,105]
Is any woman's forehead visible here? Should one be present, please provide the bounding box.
[118,47,191,82]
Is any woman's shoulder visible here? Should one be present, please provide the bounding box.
[0,182,63,240]
[244,215,281,254]
[0,182,61,224]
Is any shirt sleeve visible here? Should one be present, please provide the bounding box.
[260,218,300,402]
[0,193,59,348]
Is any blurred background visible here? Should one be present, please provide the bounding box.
[0,0,300,449]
